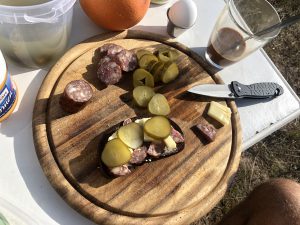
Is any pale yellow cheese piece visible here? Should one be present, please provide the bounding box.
[144,132,155,142]
[108,132,118,141]
[163,135,177,151]
[208,101,231,125]
[211,101,231,113]
[135,117,151,126]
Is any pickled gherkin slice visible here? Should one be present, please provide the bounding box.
[133,68,154,88]
[139,54,158,69]
[151,61,164,83]
[144,116,171,139]
[118,122,144,149]
[101,138,132,167]
[160,62,179,83]
[168,50,180,61]
[145,60,158,72]
[148,93,170,116]
[158,52,170,63]
[133,86,155,107]
[157,48,179,62]
[136,50,153,60]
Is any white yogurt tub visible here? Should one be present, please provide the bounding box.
[0,51,18,123]
[0,0,76,68]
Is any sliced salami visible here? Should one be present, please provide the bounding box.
[171,126,185,143]
[110,164,132,176]
[59,80,93,113]
[98,43,124,57]
[196,123,217,142]
[147,142,165,158]
[97,55,112,68]
[97,60,122,85]
[123,118,132,126]
[112,50,138,72]
[129,146,147,164]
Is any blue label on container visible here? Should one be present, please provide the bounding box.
[0,73,17,119]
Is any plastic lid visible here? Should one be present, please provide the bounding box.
[0,0,76,24]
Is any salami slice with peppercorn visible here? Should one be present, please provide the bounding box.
[196,123,217,142]
[112,49,138,72]
[98,43,124,57]
[97,59,122,85]
[59,80,93,113]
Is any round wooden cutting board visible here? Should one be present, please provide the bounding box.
[32,30,242,225]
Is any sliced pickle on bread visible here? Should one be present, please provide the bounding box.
[144,116,171,139]
[117,122,143,149]
[101,138,132,168]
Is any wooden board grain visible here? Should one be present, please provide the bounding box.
[32,30,242,225]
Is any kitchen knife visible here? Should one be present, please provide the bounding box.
[188,81,284,99]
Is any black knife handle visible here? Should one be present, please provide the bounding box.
[231,81,284,99]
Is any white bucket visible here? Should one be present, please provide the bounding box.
[0,0,76,68]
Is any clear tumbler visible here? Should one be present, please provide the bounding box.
[205,0,281,69]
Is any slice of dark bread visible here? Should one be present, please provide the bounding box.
[98,117,185,178]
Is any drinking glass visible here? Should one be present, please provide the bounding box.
[205,0,281,69]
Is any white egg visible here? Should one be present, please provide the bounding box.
[168,0,197,28]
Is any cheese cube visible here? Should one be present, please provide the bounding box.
[211,101,231,113]
[163,135,177,151]
[208,101,231,125]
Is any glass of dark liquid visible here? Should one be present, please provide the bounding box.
[205,0,281,70]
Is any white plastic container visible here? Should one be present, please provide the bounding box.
[0,0,76,68]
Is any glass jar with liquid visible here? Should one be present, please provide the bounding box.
[0,0,76,68]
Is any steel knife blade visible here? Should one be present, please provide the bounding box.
[188,81,284,99]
